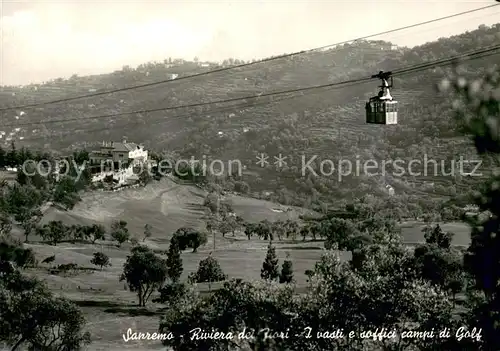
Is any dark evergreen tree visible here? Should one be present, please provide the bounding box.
[166,238,183,282]
[261,243,279,281]
[0,146,5,168]
[423,224,453,249]
[6,141,17,167]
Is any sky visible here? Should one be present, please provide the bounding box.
[0,0,499,86]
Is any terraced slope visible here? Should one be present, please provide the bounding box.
[1,25,499,203]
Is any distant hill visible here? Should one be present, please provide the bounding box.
[1,23,499,207]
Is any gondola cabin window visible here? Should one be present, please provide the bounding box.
[366,101,398,124]
[385,101,398,125]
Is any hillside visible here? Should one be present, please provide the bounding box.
[1,24,499,207]
[37,177,317,241]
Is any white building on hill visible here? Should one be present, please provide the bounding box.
[88,137,149,185]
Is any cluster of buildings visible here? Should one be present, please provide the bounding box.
[1,138,152,188]
[87,138,150,185]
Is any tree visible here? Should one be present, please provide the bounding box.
[52,176,81,210]
[120,245,168,306]
[279,254,294,283]
[218,221,232,237]
[261,243,279,281]
[235,215,245,226]
[38,220,68,246]
[18,207,42,243]
[203,193,219,214]
[6,141,17,167]
[67,224,79,243]
[0,266,90,350]
[423,224,453,249]
[188,255,226,283]
[323,218,361,250]
[72,149,89,165]
[300,226,310,241]
[143,223,152,242]
[414,222,465,303]
[138,167,152,185]
[0,145,5,168]
[171,228,189,250]
[298,249,455,350]
[442,67,500,348]
[243,222,256,240]
[285,219,299,241]
[272,220,285,240]
[110,220,130,247]
[17,147,34,165]
[171,227,207,252]
[205,216,218,249]
[219,201,234,219]
[256,220,272,241]
[90,252,110,270]
[0,213,12,238]
[87,224,106,243]
[12,247,36,269]
[305,222,318,242]
[227,216,241,236]
[413,244,464,291]
[166,239,183,283]
[16,158,47,190]
[189,231,208,252]
[0,243,35,269]
[5,185,44,221]
[158,246,456,350]
[158,279,294,350]
[70,224,86,242]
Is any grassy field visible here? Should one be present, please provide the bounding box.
[14,178,472,350]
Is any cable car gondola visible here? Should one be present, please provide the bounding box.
[365,71,398,125]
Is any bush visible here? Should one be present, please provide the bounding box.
[153,282,187,305]
[0,242,36,269]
